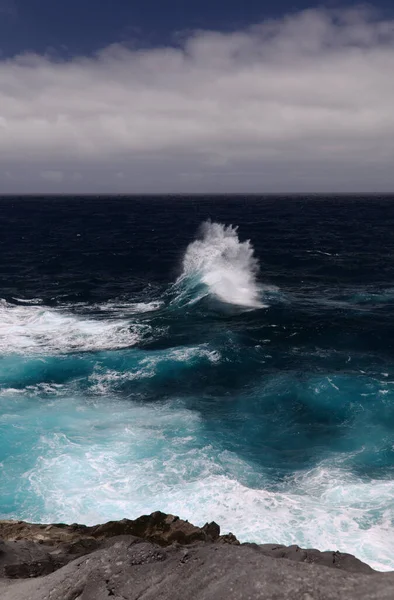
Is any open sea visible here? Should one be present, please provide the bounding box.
[0,195,394,571]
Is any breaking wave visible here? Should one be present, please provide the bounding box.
[1,390,393,572]
[0,300,150,354]
[1,202,394,575]
[174,221,266,308]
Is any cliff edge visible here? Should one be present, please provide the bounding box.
[0,511,392,599]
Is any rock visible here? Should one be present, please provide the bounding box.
[89,512,231,546]
[0,512,238,582]
[254,543,374,574]
[90,512,216,545]
[0,539,56,578]
[0,512,391,599]
[1,538,394,600]
[0,512,236,550]
[0,520,91,545]
[201,521,220,540]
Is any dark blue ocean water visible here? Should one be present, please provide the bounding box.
[0,196,394,570]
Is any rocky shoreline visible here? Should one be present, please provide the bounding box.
[0,511,393,599]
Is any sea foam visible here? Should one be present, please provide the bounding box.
[0,299,148,354]
[1,391,392,572]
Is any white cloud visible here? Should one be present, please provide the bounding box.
[1,7,394,192]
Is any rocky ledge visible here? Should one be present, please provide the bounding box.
[0,511,392,599]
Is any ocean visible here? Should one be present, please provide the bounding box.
[0,195,393,571]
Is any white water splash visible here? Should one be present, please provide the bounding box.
[3,393,392,572]
[177,221,266,308]
[0,300,149,355]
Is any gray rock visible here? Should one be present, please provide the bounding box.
[254,543,374,574]
[1,538,394,600]
[0,513,392,599]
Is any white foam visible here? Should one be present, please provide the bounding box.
[5,396,392,572]
[176,221,266,308]
[0,299,149,355]
[88,345,221,394]
[140,345,221,366]
[0,383,65,397]
[12,298,44,305]
[91,300,164,315]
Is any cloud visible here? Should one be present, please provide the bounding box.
[40,170,64,183]
[1,7,394,192]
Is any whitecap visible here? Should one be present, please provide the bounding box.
[174,221,268,309]
[0,299,149,355]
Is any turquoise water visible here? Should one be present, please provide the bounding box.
[0,197,393,570]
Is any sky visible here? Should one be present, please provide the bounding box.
[1,1,394,193]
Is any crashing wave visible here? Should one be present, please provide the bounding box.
[173,221,266,309]
[0,299,149,355]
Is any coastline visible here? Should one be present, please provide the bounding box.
[1,511,393,599]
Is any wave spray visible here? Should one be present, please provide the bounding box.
[176,221,265,308]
